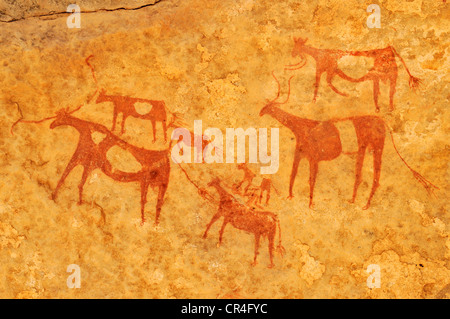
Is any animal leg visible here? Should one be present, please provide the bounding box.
[326,72,348,97]
[218,219,228,246]
[154,182,168,225]
[351,146,367,203]
[373,79,381,112]
[244,180,252,195]
[363,146,383,210]
[162,120,167,143]
[78,164,92,205]
[389,76,397,111]
[335,69,361,83]
[268,231,276,268]
[52,155,79,200]
[308,161,319,209]
[203,210,222,239]
[140,181,150,225]
[120,115,127,134]
[312,69,323,102]
[151,120,156,143]
[288,149,302,199]
[252,234,261,266]
[112,110,118,131]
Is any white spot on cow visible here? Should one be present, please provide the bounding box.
[338,55,374,79]
[334,120,358,154]
[106,145,142,173]
[134,102,153,115]
[91,131,107,145]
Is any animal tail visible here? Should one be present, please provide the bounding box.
[391,46,422,89]
[276,218,285,257]
[387,127,438,196]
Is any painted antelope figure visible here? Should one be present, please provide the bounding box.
[86,55,181,142]
[96,89,182,142]
[258,176,279,205]
[50,108,170,225]
[288,37,422,112]
[234,163,256,195]
[260,73,437,209]
[203,177,285,268]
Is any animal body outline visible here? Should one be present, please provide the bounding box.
[258,176,279,205]
[259,72,437,209]
[289,37,422,112]
[234,163,256,195]
[50,108,170,225]
[203,177,285,268]
[87,55,182,142]
[96,88,177,143]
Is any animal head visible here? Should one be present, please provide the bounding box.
[95,88,108,104]
[50,108,71,129]
[292,37,308,57]
[167,112,187,129]
[260,72,294,117]
[259,99,277,117]
[207,177,221,188]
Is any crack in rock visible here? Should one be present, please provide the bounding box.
[0,0,163,23]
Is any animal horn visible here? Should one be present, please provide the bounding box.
[270,71,281,102]
[285,54,307,71]
[280,75,294,104]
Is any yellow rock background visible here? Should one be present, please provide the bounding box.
[0,0,448,298]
